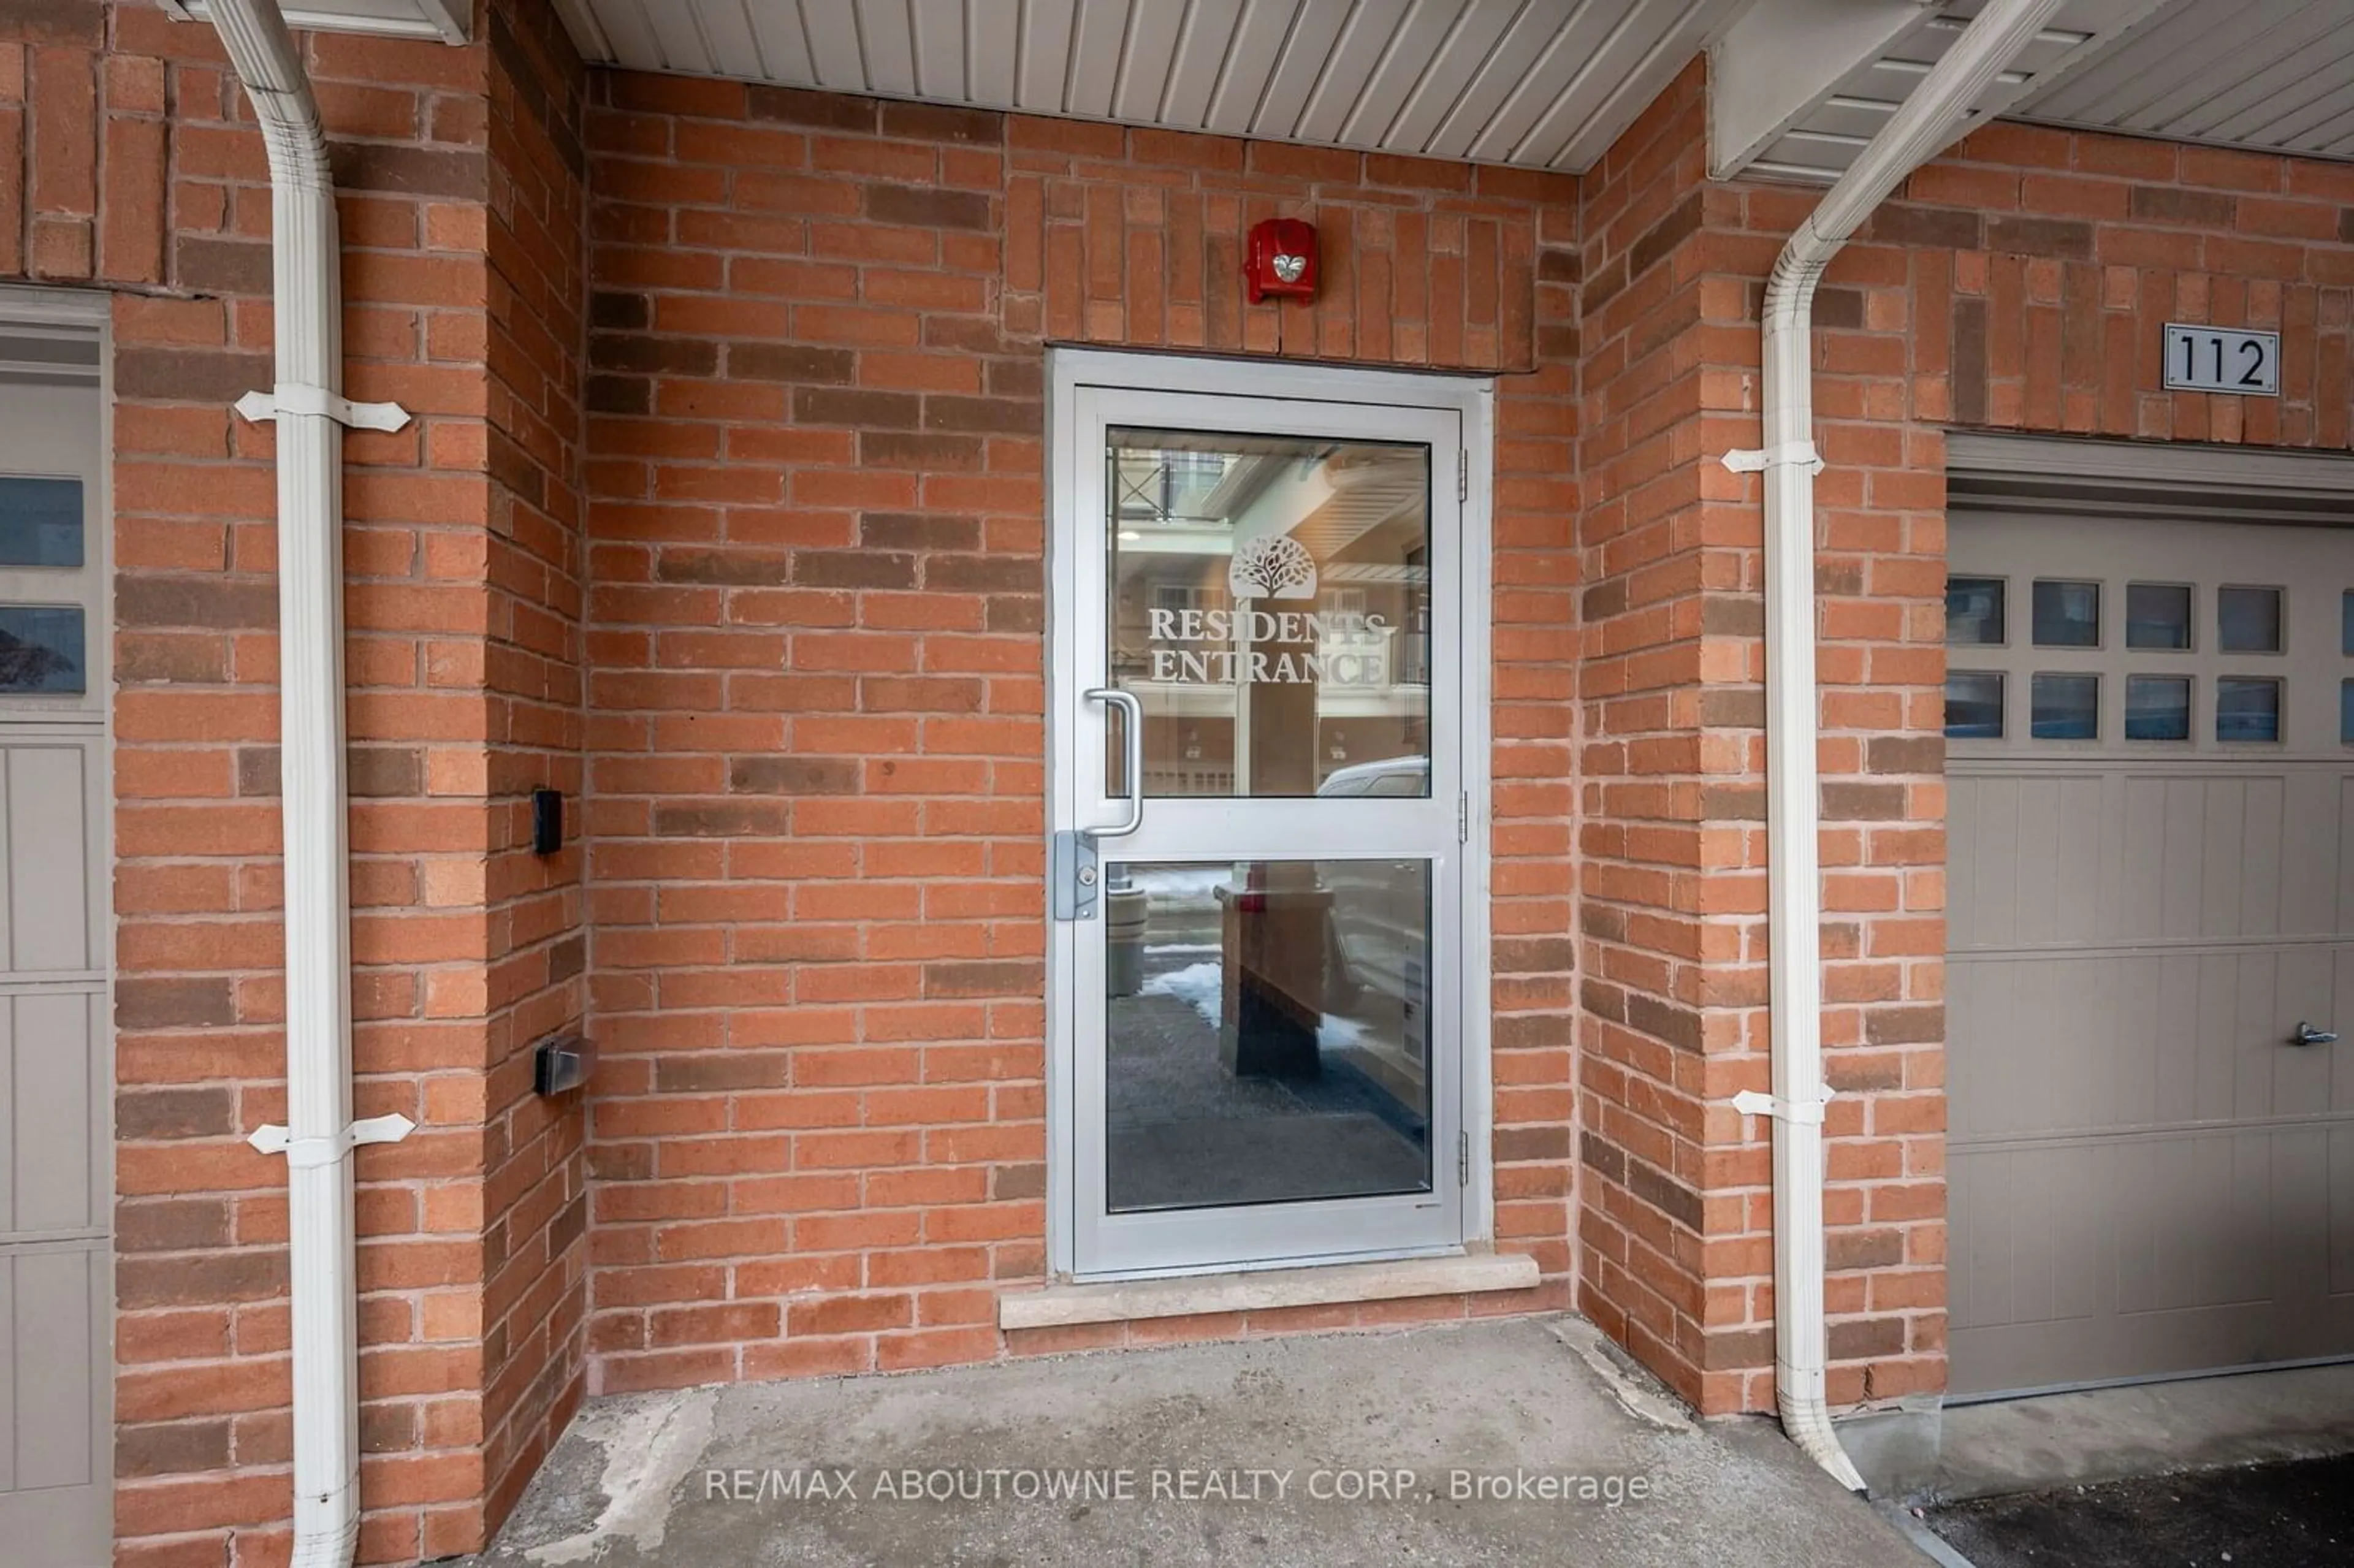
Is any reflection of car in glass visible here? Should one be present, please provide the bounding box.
[1312,759,1430,1104]
[1314,754,1428,798]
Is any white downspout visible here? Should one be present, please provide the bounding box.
[1722,0,2066,1492]
[204,3,414,1564]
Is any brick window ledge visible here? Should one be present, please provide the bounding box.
[998,1252,1542,1331]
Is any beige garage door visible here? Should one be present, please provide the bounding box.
[0,308,111,1565]
[1946,505,2354,1397]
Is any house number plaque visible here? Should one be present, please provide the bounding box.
[2162,322,2280,396]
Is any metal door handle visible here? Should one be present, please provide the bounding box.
[2293,1021,2339,1046]
[1085,687,1142,838]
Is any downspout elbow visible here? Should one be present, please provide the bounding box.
[201,0,335,194]
[1762,221,1834,328]
[1781,1378,1868,1493]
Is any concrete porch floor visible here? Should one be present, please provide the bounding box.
[448,1315,1924,1567]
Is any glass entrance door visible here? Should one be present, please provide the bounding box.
[1053,377,1468,1277]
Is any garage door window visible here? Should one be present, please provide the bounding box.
[2125,674,2191,740]
[2031,672,2098,739]
[1946,670,2004,738]
[1948,577,2006,645]
[2217,676,2282,742]
[2125,582,2192,650]
[2032,579,2101,647]
[0,604,84,695]
[2218,585,2283,653]
[0,476,82,566]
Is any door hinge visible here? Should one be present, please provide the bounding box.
[1457,790,1469,845]
[1458,1129,1471,1187]
[1458,450,1469,501]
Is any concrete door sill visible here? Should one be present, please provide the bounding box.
[999,1251,1541,1331]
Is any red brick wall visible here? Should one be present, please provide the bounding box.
[1574,56,2354,1416]
[1570,59,1735,1410]
[476,0,591,1531]
[577,76,1581,1391]
[0,2,585,1560]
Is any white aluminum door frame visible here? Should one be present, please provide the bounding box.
[1046,348,1495,1281]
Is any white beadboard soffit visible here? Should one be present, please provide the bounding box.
[148,2,2354,177]
[552,0,1750,173]
[2008,0,2354,161]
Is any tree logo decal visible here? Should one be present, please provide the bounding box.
[1227,535,1317,601]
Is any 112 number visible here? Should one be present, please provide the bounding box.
[2163,324,2279,395]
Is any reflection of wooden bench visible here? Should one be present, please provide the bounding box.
[1216,884,1333,1079]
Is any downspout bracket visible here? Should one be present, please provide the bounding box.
[1721,441,1824,476]
[1732,1087,1837,1126]
[236,382,413,432]
[249,1113,417,1169]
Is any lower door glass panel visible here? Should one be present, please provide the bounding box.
[1104,858,1431,1214]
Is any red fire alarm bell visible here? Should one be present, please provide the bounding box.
[1246,218,1319,303]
